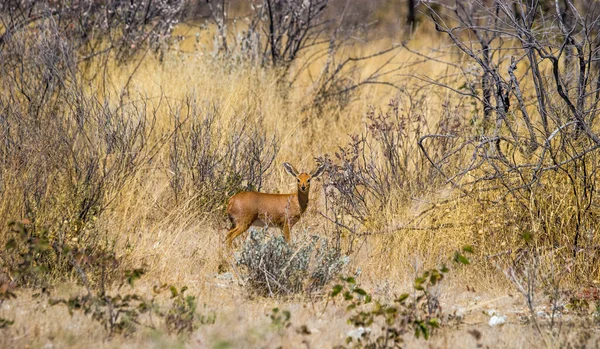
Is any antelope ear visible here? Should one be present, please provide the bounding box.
[283,162,299,177]
[310,164,326,178]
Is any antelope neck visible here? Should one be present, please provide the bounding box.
[297,189,309,212]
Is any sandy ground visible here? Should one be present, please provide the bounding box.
[2,271,600,349]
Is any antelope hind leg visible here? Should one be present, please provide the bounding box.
[226,222,251,249]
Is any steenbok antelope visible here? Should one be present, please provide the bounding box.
[225,162,326,248]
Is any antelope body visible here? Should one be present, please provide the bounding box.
[225,162,326,248]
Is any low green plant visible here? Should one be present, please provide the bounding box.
[161,285,216,335]
[3,220,53,288]
[0,220,215,337]
[49,268,152,337]
[1,220,55,328]
[269,307,292,330]
[1,219,121,291]
[50,273,216,337]
[331,246,472,348]
[266,307,314,342]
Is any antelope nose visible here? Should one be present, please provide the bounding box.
[301,185,306,191]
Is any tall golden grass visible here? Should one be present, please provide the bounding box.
[2,10,600,346]
[3,20,600,289]
[90,30,462,280]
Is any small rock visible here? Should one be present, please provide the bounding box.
[454,307,466,320]
[485,309,497,316]
[489,315,507,327]
[536,310,547,318]
[216,272,233,281]
[347,326,370,340]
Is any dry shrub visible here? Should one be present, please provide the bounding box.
[419,0,600,278]
[0,1,184,65]
[316,94,462,253]
[168,97,279,211]
[0,1,283,292]
[0,17,169,287]
[236,228,348,297]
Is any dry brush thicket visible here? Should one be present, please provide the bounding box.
[2,0,600,347]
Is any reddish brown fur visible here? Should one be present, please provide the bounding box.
[225,163,325,248]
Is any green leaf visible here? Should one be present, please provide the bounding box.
[428,318,440,328]
[213,340,233,349]
[420,322,430,340]
[440,265,449,273]
[414,321,430,340]
[0,318,14,328]
[353,288,367,296]
[5,239,16,250]
[454,252,470,265]
[397,293,409,302]
[521,231,533,243]
[331,284,343,297]
[125,268,145,287]
[344,277,356,284]
[462,245,474,254]
[170,285,178,298]
[385,307,397,314]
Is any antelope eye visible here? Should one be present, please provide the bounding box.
[307,179,311,183]
[297,179,300,182]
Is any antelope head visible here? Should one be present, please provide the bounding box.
[283,162,326,193]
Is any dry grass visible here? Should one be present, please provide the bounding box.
[2,19,600,348]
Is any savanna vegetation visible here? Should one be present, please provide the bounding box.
[2,0,600,347]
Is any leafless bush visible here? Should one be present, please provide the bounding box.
[418,0,600,268]
[236,228,348,297]
[0,0,185,64]
[204,0,402,110]
[0,20,159,283]
[393,1,600,330]
[168,97,279,211]
[316,95,461,249]
[209,0,331,66]
[0,85,156,226]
